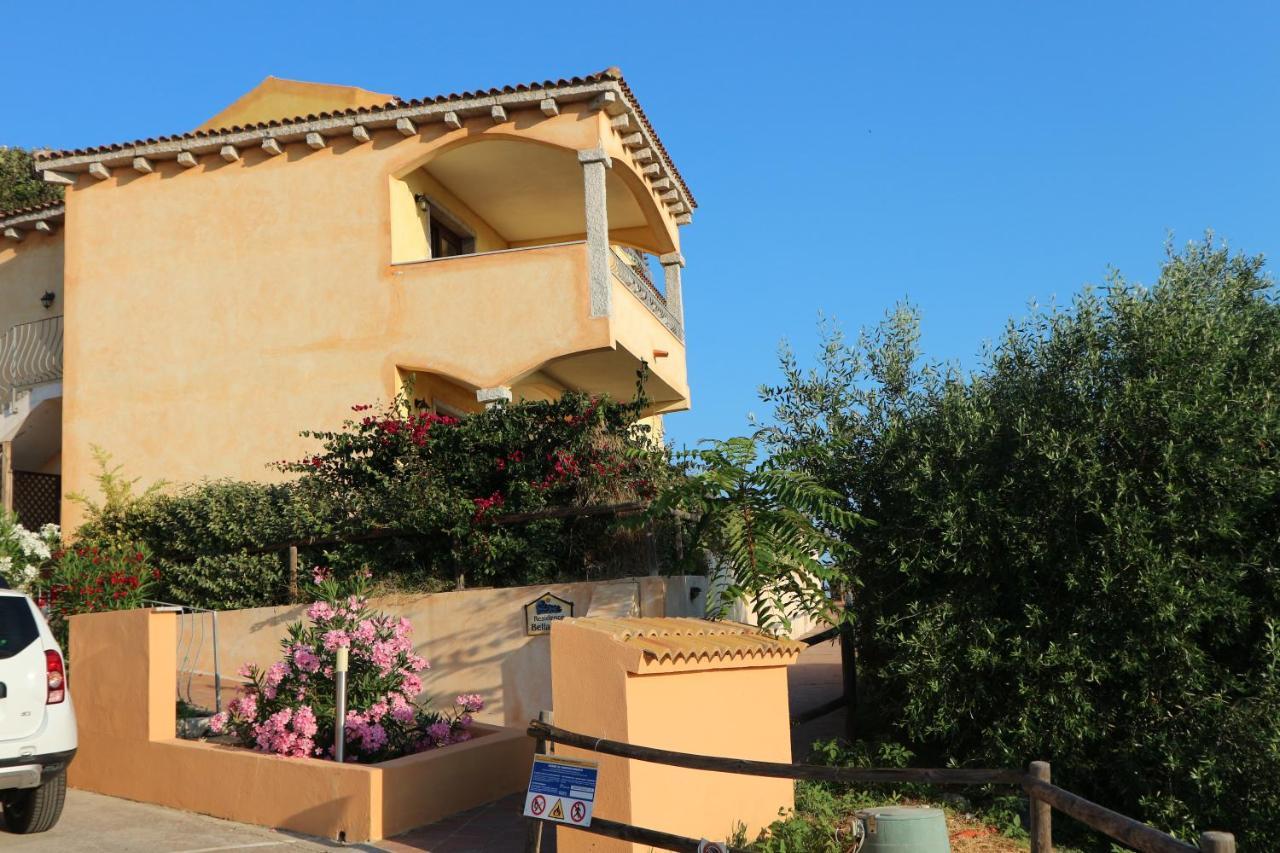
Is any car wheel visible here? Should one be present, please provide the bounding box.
[2,770,66,833]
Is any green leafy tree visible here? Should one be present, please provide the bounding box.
[762,237,1280,848]
[0,147,62,211]
[651,436,861,632]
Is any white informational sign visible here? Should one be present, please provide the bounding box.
[523,754,598,828]
[524,592,574,635]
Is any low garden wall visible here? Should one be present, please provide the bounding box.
[179,575,708,726]
[69,608,533,842]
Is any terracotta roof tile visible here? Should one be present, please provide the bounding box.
[33,69,696,209]
[0,198,65,228]
[571,617,804,665]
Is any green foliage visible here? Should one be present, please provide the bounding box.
[76,392,672,608]
[650,436,860,632]
[762,238,1280,847]
[0,147,62,212]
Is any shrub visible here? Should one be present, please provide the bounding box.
[762,238,1280,847]
[44,543,160,645]
[211,568,479,762]
[0,513,58,592]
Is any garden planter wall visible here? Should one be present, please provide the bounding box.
[68,608,532,842]
[177,574,708,726]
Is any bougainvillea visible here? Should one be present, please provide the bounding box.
[271,388,672,589]
[211,568,481,762]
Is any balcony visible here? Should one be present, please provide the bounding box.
[0,315,62,405]
[391,242,688,412]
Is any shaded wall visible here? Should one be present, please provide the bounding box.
[181,575,707,727]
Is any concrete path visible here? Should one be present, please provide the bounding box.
[1,789,350,852]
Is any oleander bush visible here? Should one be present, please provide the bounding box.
[762,238,1280,848]
[212,567,481,762]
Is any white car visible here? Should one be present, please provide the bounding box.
[0,581,76,833]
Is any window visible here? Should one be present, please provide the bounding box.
[431,218,468,259]
[0,598,38,660]
[416,194,476,259]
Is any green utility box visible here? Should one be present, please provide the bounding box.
[855,806,951,852]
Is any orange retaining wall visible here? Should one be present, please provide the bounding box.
[68,608,531,842]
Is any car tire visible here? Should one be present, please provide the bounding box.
[2,770,67,833]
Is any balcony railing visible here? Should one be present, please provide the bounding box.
[0,315,63,403]
[610,250,683,341]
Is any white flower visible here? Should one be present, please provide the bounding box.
[0,556,12,573]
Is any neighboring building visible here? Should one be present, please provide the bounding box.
[0,69,693,530]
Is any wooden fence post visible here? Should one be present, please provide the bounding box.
[0,440,12,516]
[286,546,299,603]
[839,592,856,741]
[1199,831,1236,853]
[1029,760,1052,853]
[525,710,552,853]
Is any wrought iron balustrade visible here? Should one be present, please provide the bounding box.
[0,315,63,403]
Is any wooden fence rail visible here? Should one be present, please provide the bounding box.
[525,720,1237,853]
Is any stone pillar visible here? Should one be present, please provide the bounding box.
[550,617,802,851]
[476,386,513,409]
[578,147,613,318]
[659,252,685,328]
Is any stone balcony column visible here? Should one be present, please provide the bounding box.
[578,147,613,318]
[658,252,685,328]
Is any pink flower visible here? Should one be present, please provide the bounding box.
[293,646,321,674]
[209,711,229,733]
[292,706,318,739]
[265,661,291,690]
[307,601,336,622]
[427,721,452,744]
[367,701,389,723]
[236,663,256,679]
[456,693,485,713]
[352,620,377,645]
[322,630,351,651]
[401,673,423,697]
[312,566,331,584]
[406,653,429,672]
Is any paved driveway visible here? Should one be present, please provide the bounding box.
[1,789,367,853]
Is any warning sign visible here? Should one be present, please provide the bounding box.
[523,754,598,827]
[698,841,727,853]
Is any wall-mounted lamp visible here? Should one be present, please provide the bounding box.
[40,291,55,310]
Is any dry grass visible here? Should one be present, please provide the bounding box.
[946,809,1026,853]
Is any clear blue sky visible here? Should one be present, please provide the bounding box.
[4,2,1277,449]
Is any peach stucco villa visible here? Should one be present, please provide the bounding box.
[0,68,694,529]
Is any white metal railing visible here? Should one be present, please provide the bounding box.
[0,315,63,404]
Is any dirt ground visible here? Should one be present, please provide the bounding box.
[946,810,1026,853]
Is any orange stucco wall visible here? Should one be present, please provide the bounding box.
[58,102,687,528]
[550,619,796,851]
[68,608,532,842]
[0,230,63,330]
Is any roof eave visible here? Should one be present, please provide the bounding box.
[35,76,697,217]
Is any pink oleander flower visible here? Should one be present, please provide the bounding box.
[367,701,389,723]
[456,693,485,713]
[229,691,258,722]
[307,601,336,622]
[265,661,291,690]
[390,695,416,724]
[292,705,319,739]
[237,663,255,679]
[322,629,351,651]
[312,566,331,584]
[209,711,229,733]
[370,640,398,675]
[352,619,377,645]
[458,713,473,728]
[401,673,423,697]
[427,721,452,744]
[405,653,429,672]
[293,646,321,674]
